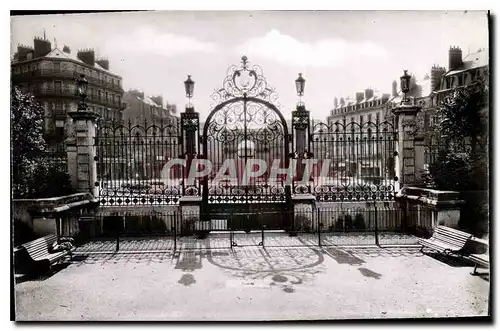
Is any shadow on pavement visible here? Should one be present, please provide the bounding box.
[15,262,71,284]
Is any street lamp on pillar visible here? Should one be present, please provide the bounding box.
[76,74,88,111]
[184,74,195,110]
[295,73,305,108]
[400,69,411,105]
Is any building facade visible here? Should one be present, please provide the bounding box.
[11,36,124,147]
[385,46,488,166]
[101,90,181,181]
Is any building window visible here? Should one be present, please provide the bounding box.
[368,114,372,123]
[360,115,364,123]
[458,75,463,86]
[55,100,63,111]
[98,90,102,100]
[54,80,62,92]
[14,67,20,74]
[376,112,380,123]
[22,65,28,73]
[54,62,61,72]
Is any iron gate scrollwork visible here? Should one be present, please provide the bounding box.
[95,118,183,206]
[202,56,291,208]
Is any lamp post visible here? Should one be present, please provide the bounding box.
[76,74,88,111]
[184,74,195,109]
[392,69,422,191]
[181,74,199,195]
[400,69,411,104]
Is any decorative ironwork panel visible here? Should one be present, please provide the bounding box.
[310,119,397,202]
[95,118,182,206]
[203,56,290,205]
[210,56,280,109]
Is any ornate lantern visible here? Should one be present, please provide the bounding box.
[400,70,411,95]
[184,75,195,99]
[295,73,305,97]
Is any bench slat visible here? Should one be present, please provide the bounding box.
[420,226,472,255]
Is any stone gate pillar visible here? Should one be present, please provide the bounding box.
[179,106,202,233]
[291,104,311,193]
[291,104,315,232]
[66,110,99,197]
[392,103,422,193]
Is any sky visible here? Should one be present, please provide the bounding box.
[11,10,489,120]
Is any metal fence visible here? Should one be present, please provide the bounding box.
[310,119,397,202]
[70,203,432,254]
[95,119,183,206]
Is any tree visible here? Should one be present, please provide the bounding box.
[11,85,73,198]
[426,77,489,235]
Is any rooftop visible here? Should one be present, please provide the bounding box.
[12,46,118,76]
[445,48,488,76]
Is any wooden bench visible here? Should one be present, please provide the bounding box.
[16,234,73,275]
[469,253,489,275]
[418,226,472,256]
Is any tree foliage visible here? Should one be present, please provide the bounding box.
[11,86,73,199]
[426,77,489,235]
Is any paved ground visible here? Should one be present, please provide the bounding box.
[14,243,489,321]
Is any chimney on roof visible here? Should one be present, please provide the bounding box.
[62,45,71,54]
[33,36,52,58]
[96,58,109,70]
[340,97,345,106]
[364,88,374,100]
[431,65,446,92]
[392,80,397,97]
[355,92,364,103]
[16,44,34,61]
[77,49,95,66]
[333,97,338,107]
[449,46,463,71]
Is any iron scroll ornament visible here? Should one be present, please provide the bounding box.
[210,56,280,108]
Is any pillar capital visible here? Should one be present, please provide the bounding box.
[68,110,100,123]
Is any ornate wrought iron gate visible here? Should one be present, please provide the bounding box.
[201,56,292,229]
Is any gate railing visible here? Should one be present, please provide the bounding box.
[95,119,183,206]
[308,119,397,202]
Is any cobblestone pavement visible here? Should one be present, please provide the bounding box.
[14,244,489,321]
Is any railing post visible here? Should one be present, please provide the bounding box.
[115,216,122,252]
[318,223,322,248]
[261,224,266,248]
[374,203,379,247]
[173,225,177,252]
